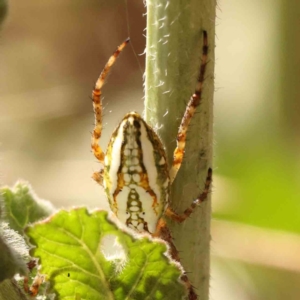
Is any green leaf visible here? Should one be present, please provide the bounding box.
[1,182,55,234]
[26,208,187,300]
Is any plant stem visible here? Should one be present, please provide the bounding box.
[145,0,215,298]
[0,280,28,300]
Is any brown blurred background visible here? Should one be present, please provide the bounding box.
[1,0,146,208]
[1,0,300,299]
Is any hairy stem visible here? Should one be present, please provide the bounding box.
[145,0,215,298]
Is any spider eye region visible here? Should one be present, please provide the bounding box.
[103,112,170,233]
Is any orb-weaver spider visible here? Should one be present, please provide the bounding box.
[91,31,212,300]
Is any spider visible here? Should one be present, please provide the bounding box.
[91,31,212,300]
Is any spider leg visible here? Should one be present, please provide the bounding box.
[92,169,104,186]
[28,274,44,297]
[154,218,198,300]
[153,218,180,261]
[166,168,212,223]
[23,260,44,296]
[169,31,208,183]
[91,38,130,168]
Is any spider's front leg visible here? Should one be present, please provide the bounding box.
[91,38,130,185]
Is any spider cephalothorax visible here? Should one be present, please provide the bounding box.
[91,32,212,300]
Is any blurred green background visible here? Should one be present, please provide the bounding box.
[1,0,299,299]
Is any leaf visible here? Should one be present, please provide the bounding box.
[26,208,187,300]
[1,182,55,234]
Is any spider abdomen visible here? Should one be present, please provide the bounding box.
[103,112,170,233]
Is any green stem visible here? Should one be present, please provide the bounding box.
[145,0,215,298]
[0,280,28,300]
